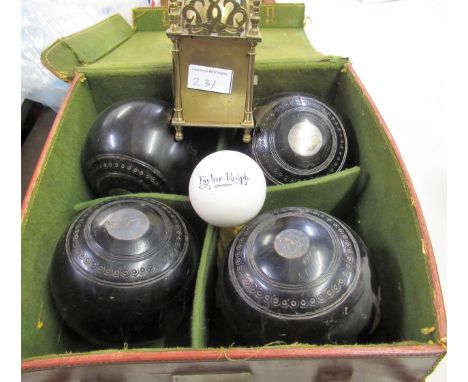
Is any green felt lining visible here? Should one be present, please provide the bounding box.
[191,225,219,348]
[23,3,439,361]
[41,14,136,80]
[334,69,437,343]
[133,7,170,31]
[63,15,134,65]
[262,166,361,216]
[21,81,97,358]
[259,2,306,28]
[82,63,344,116]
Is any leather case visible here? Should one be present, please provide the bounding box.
[21,3,446,381]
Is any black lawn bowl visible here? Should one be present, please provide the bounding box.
[250,94,348,184]
[49,197,199,346]
[82,98,201,196]
[219,207,380,345]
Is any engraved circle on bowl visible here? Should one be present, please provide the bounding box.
[244,213,341,289]
[264,105,341,175]
[273,228,310,259]
[104,208,150,241]
[287,120,323,157]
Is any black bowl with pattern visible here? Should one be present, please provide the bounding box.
[49,197,199,346]
[218,207,380,345]
[248,94,348,185]
[81,98,201,196]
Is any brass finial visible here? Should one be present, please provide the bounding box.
[168,0,181,33]
[250,0,261,36]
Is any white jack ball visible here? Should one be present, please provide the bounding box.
[189,150,267,227]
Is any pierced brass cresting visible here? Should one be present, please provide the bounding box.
[182,0,248,36]
[167,0,262,143]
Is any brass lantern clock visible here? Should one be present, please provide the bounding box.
[167,0,262,143]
